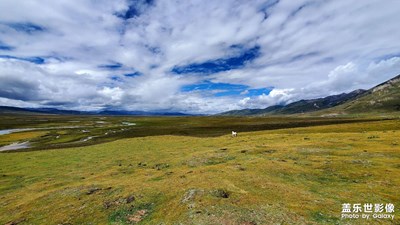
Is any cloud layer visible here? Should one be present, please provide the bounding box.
[0,0,400,113]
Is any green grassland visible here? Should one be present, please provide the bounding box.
[0,115,400,224]
[0,114,393,151]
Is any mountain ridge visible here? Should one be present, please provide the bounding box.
[1,74,399,116]
[219,89,367,116]
[219,74,400,116]
[322,74,400,114]
[0,106,193,116]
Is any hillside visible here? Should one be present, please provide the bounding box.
[274,89,366,114]
[218,105,284,116]
[325,74,400,114]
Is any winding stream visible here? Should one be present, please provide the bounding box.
[0,142,30,151]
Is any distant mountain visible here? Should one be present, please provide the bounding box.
[0,106,35,114]
[0,106,111,115]
[0,106,192,116]
[99,110,191,116]
[218,105,284,116]
[324,74,400,114]
[219,89,367,116]
[2,74,399,117]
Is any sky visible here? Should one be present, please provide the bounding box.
[0,0,400,114]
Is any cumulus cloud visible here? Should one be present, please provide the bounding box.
[239,57,400,108]
[0,0,400,113]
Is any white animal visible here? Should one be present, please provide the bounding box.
[232,131,237,137]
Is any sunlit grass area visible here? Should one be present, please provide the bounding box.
[1,116,399,224]
[0,114,393,151]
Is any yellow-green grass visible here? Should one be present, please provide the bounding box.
[0,120,399,224]
[2,114,389,151]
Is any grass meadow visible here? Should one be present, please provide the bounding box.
[0,115,399,224]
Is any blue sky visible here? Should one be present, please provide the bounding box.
[0,0,400,113]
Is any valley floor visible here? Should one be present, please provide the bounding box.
[0,117,399,224]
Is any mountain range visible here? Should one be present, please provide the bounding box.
[0,106,191,116]
[219,74,400,116]
[1,74,399,116]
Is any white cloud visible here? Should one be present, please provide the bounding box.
[0,0,400,113]
[239,57,400,109]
